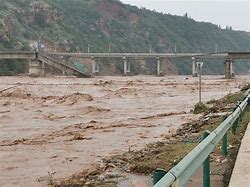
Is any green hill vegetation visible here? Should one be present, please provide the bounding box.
[0,0,250,75]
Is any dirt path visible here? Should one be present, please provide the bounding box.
[0,75,248,187]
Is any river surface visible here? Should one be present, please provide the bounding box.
[0,75,248,187]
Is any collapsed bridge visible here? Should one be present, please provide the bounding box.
[0,51,90,78]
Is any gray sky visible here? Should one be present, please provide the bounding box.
[121,0,250,32]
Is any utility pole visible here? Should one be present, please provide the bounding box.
[149,45,152,53]
[215,44,218,53]
[174,43,177,53]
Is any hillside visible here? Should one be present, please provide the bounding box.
[0,0,250,75]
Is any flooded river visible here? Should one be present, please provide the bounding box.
[0,75,248,186]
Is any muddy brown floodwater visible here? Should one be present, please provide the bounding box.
[0,75,249,187]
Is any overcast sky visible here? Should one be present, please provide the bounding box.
[120,0,250,32]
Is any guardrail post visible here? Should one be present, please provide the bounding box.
[222,133,228,156]
[153,168,167,185]
[232,118,238,135]
[203,131,210,187]
[222,115,228,156]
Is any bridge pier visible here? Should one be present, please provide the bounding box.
[92,57,100,75]
[225,59,234,79]
[62,68,66,76]
[40,61,45,76]
[123,57,131,75]
[192,57,198,77]
[29,60,45,77]
[157,57,163,76]
[64,56,71,65]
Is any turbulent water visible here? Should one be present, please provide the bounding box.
[0,75,249,186]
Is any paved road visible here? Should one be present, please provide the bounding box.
[229,122,250,187]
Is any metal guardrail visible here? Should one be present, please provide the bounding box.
[153,94,250,187]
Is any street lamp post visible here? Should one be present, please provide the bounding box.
[87,44,90,53]
[149,45,152,53]
[108,43,111,53]
[196,61,204,103]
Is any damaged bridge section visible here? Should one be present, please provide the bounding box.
[0,51,90,78]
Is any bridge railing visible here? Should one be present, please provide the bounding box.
[0,51,36,60]
[153,94,250,187]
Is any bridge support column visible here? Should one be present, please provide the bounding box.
[65,57,71,65]
[123,57,130,75]
[230,61,235,78]
[29,60,45,77]
[157,57,163,76]
[92,57,100,75]
[225,59,234,79]
[62,68,66,76]
[40,61,45,76]
[192,57,198,77]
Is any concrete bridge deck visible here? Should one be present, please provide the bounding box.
[229,122,250,187]
[1,51,250,60]
[48,52,250,59]
[0,51,36,60]
[1,51,250,78]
